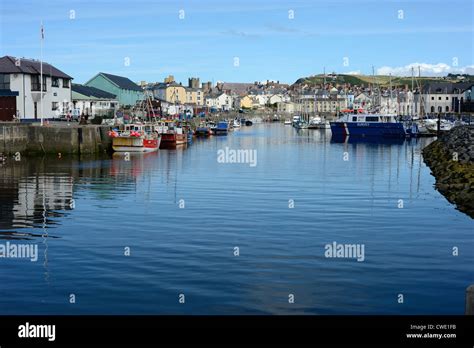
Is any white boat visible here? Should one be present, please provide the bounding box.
[308,116,331,129]
[233,119,241,128]
[425,119,454,134]
[284,119,292,125]
[294,120,309,129]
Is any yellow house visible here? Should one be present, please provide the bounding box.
[154,82,186,104]
[239,95,253,108]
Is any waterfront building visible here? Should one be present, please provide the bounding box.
[397,90,416,116]
[71,84,118,118]
[277,101,297,114]
[152,81,186,104]
[268,94,289,105]
[205,92,233,111]
[239,95,253,109]
[416,82,474,115]
[85,72,143,107]
[185,87,204,106]
[353,92,372,110]
[0,55,72,121]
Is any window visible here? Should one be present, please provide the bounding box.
[438,97,441,100]
[352,116,357,121]
[0,74,10,89]
[446,97,449,100]
[446,106,449,112]
[431,97,434,100]
[52,77,59,87]
[63,79,70,88]
[31,75,46,91]
[52,102,59,111]
[366,116,379,122]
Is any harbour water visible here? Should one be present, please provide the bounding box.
[0,123,472,315]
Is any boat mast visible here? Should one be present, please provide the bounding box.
[389,73,392,114]
[40,21,44,126]
[411,67,414,117]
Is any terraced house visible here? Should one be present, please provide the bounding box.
[0,55,72,121]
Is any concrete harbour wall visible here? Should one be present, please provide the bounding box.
[0,123,112,155]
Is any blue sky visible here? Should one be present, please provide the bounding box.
[0,0,472,84]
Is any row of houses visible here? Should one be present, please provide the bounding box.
[1,54,473,121]
[0,56,147,121]
[277,83,474,117]
[145,76,291,112]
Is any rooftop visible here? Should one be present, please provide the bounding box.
[94,72,143,92]
[0,56,72,79]
[72,83,117,99]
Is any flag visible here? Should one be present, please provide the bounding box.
[40,24,44,39]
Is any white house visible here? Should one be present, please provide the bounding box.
[353,92,371,110]
[268,94,289,105]
[205,92,233,111]
[0,56,73,121]
[252,94,268,106]
[71,83,118,118]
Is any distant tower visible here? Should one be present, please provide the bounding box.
[164,75,175,84]
[188,77,200,89]
[202,81,212,93]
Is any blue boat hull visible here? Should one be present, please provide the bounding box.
[214,129,228,135]
[330,122,407,138]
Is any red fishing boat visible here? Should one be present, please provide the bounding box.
[158,121,187,148]
[109,124,161,153]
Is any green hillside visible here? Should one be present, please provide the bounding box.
[295,74,471,88]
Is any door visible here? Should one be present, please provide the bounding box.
[34,102,37,120]
[0,96,16,121]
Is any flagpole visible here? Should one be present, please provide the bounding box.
[40,21,44,126]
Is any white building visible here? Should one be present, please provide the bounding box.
[71,83,118,118]
[0,56,73,121]
[205,92,233,111]
[353,92,371,110]
[268,94,289,105]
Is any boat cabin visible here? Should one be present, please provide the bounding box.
[343,114,398,123]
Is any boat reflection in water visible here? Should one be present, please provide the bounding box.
[330,134,406,145]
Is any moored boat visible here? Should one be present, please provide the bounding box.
[109,124,161,153]
[330,113,417,138]
[159,121,187,147]
[308,116,330,129]
[214,121,228,135]
[294,119,309,129]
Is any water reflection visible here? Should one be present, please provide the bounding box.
[0,124,472,315]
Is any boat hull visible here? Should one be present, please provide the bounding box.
[330,122,406,137]
[195,127,210,137]
[214,129,228,135]
[112,137,160,153]
[160,132,187,147]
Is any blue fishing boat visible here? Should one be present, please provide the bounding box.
[214,121,228,136]
[330,114,418,138]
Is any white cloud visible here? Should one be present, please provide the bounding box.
[377,63,474,76]
[345,70,361,75]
